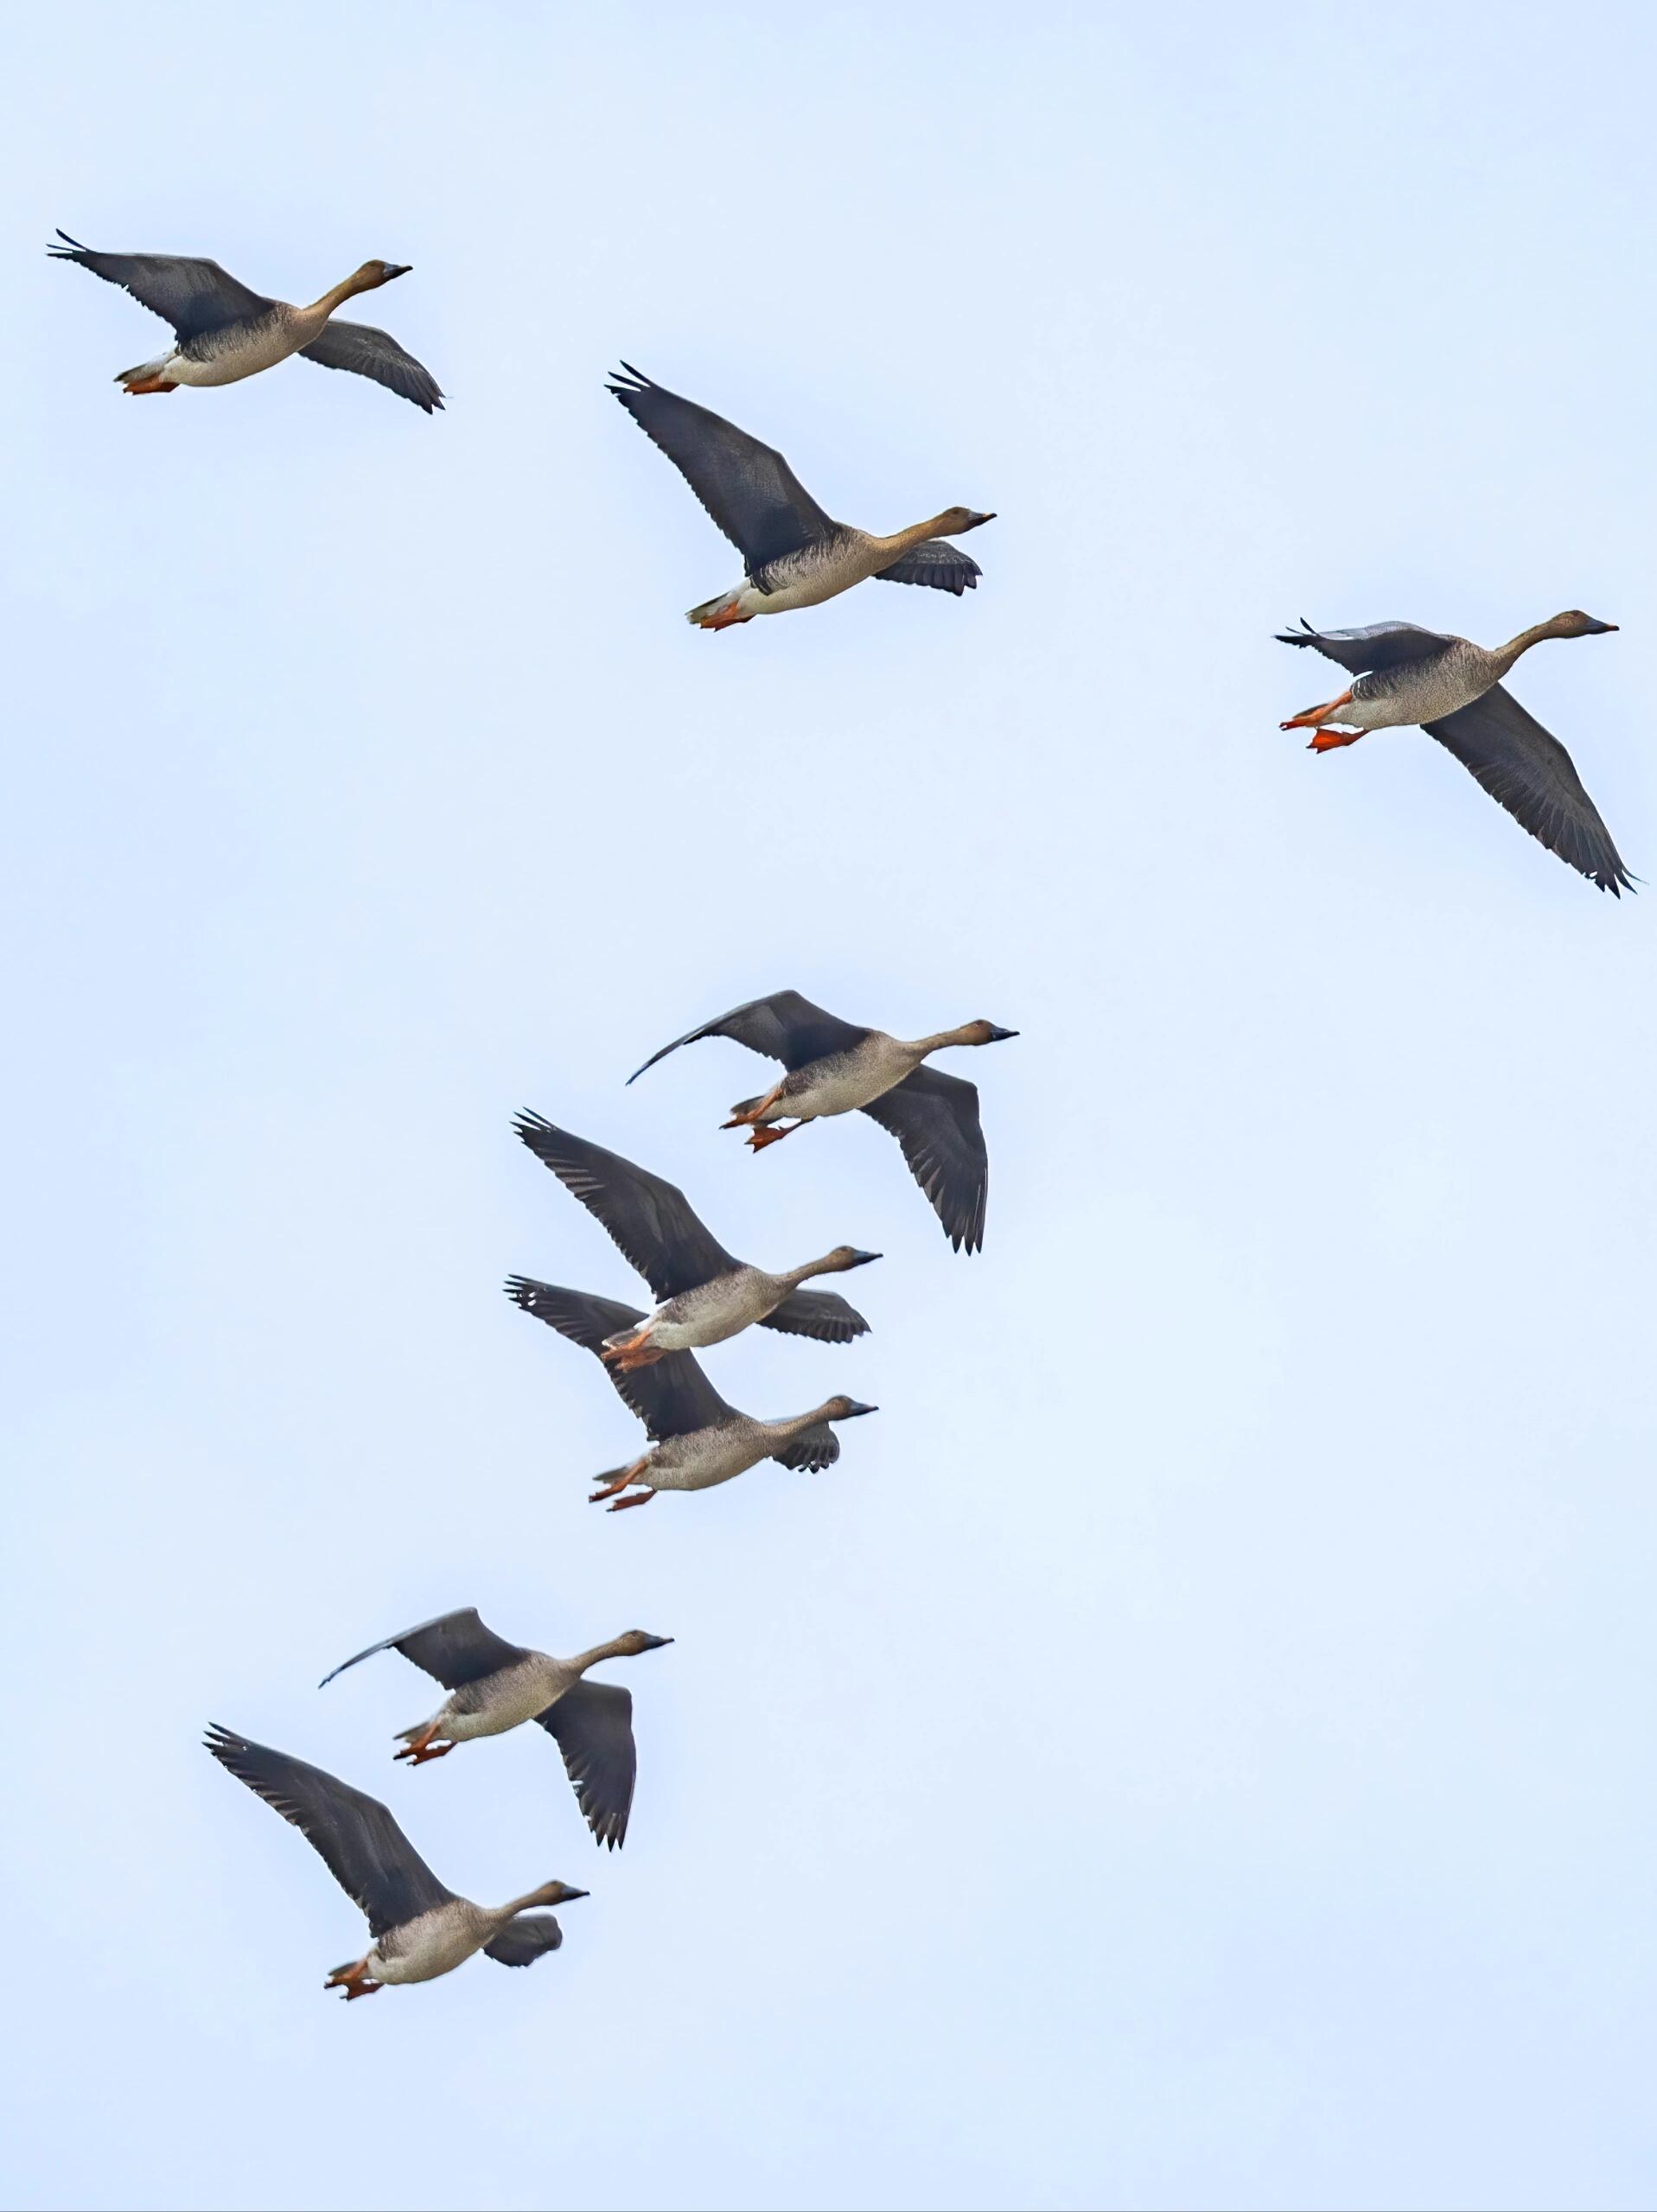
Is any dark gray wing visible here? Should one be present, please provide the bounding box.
[608,364,834,573]
[771,1423,842,1473]
[861,1068,989,1253]
[298,319,444,412]
[1276,617,1455,675]
[628,990,870,1085]
[504,1277,740,1438]
[513,1114,738,1299]
[538,1681,638,1850]
[485,1914,564,1967]
[48,233,271,340]
[1423,685,1635,896]
[762,1287,871,1344]
[318,1608,530,1692]
[205,1725,454,1938]
[875,539,982,596]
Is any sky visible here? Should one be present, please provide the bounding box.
[3,4,1655,2208]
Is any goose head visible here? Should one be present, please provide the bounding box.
[822,1396,879,1422]
[934,507,996,535]
[351,258,412,292]
[823,1245,883,1272]
[612,1630,674,1656]
[1543,609,1618,639]
[524,1879,590,1909]
[959,1018,1018,1046]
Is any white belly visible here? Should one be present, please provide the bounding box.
[168,326,303,386]
[653,1274,778,1348]
[785,1034,917,1122]
[787,1042,914,1119]
[792,1068,883,1118]
[166,352,259,388]
[754,570,859,614]
[442,1705,508,1742]
[716,578,845,620]
[647,1428,768,1491]
[645,1314,707,1352]
[708,564,864,621]
[443,1660,567,1737]
[370,1912,484,1985]
[1332,694,1405,733]
[667,1305,759,1348]
[443,1692,533,1740]
[1350,647,1498,731]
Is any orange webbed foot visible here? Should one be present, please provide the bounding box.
[393,1721,452,1766]
[602,1330,657,1370]
[1283,689,1355,734]
[326,1960,380,2000]
[591,1456,651,1503]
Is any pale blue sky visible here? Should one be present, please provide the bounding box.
[4,5,1655,2209]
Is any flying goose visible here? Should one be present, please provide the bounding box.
[320,1612,672,1848]
[608,365,993,628]
[514,1112,876,1367]
[49,232,443,410]
[1278,613,1631,893]
[204,1726,587,1998]
[627,990,1017,1253]
[505,1278,876,1511]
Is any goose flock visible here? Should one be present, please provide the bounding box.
[50,227,1637,2001]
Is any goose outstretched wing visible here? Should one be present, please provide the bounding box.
[608,365,834,575]
[861,1067,990,1253]
[319,1609,529,1692]
[538,1681,639,1851]
[876,539,982,595]
[764,1285,872,1344]
[504,1278,739,1438]
[628,991,869,1084]
[513,1115,737,1299]
[770,1423,843,1473]
[206,1725,454,1937]
[298,318,444,412]
[49,232,271,339]
[484,1915,566,1966]
[1423,685,1635,896]
[1275,617,1454,675]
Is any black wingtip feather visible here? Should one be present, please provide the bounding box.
[608,362,653,402]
